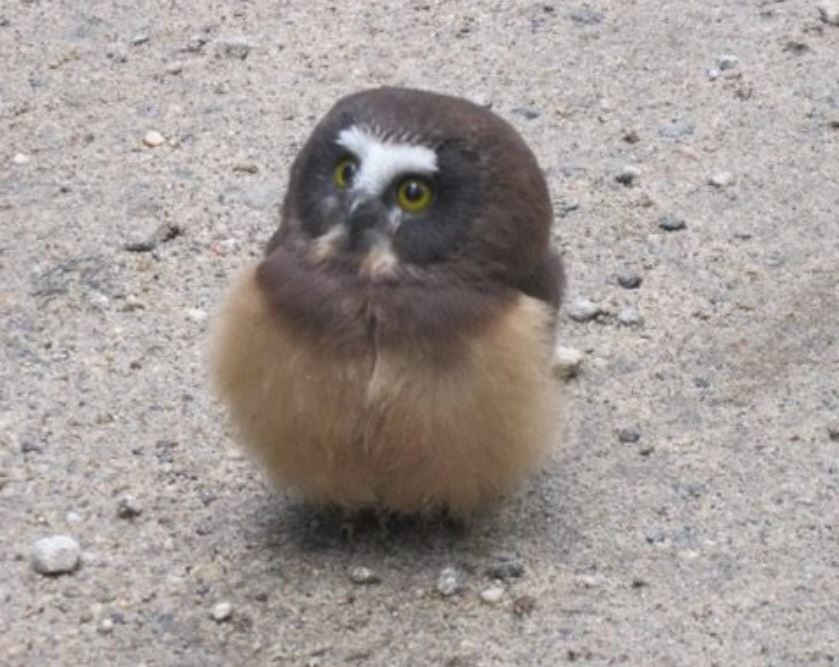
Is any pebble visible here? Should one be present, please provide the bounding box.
[707,67,720,81]
[220,37,252,60]
[12,152,31,165]
[31,535,81,575]
[479,585,505,605]
[617,269,643,289]
[828,423,839,441]
[436,567,463,597]
[615,165,641,187]
[708,171,734,188]
[143,130,165,147]
[568,7,605,24]
[617,306,644,327]
[567,297,602,322]
[233,161,260,174]
[165,61,185,75]
[511,595,536,618]
[658,214,687,232]
[717,54,739,70]
[131,33,149,46]
[348,567,381,585]
[818,1,839,25]
[551,346,583,379]
[512,107,541,120]
[557,199,580,217]
[98,618,115,634]
[116,496,142,519]
[484,559,525,580]
[211,602,233,622]
[187,34,208,52]
[658,119,695,139]
[617,426,642,443]
[186,308,208,323]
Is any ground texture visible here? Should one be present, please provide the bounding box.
[1,1,838,665]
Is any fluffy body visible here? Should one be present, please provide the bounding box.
[212,268,557,516]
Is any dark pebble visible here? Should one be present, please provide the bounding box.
[617,270,643,289]
[658,214,687,231]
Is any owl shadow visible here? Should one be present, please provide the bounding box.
[246,469,583,574]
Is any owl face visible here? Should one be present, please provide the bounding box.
[270,88,551,285]
[258,88,557,349]
[288,114,486,280]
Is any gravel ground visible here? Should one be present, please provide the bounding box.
[2,1,838,665]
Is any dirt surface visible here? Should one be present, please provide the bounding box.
[2,1,838,665]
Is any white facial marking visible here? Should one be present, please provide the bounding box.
[336,125,437,198]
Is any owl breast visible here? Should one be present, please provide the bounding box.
[211,267,558,515]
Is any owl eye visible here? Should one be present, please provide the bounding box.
[396,178,433,213]
[334,157,358,189]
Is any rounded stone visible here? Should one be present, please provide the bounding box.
[31,535,81,575]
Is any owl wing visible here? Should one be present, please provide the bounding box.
[516,244,564,328]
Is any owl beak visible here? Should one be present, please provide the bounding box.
[345,196,385,243]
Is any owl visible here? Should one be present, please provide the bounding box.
[212,87,565,517]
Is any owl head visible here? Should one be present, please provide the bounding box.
[257,88,560,351]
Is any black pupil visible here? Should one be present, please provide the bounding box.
[342,161,356,183]
[404,181,424,201]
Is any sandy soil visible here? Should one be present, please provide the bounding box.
[1,1,838,665]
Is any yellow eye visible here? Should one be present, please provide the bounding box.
[396,178,433,213]
[334,157,358,189]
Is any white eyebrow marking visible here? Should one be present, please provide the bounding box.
[336,125,437,197]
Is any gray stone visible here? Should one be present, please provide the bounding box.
[116,496,142,520]
[479,584,505,605]
[617,270,643,289]
[31,535,81,575]
[615,165,641,187]
[211,602,233,622]
[617,426,642,443]
[617,306,644,327]
[567,297,602,322]
[828,423,839,441]
[220,37,252,60]
[551,346,584,379]
[658,119,695,139]
[708,171,734,188]
[717,54,739,70]
[349,567,381,585]
[484,559,525,580]
[557,199,580,217]
[436,567,463,597]
[658,214,687,231]
[568,8,605,24]
[818,1,839,25]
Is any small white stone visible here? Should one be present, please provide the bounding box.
[31,535,81,575]
[567,297,602,322]
[617,306,644,327]
[12,153,30,165]
[65,511,82,524]
[436,567,462,597]
[708,171,734,188]
[143,131,165,147]
[165,60,185,75]
[348,566,380,585]
[211,602,233,622]
[707,67,720,81]
[98,618,114,634]
[551,345,584,379]
[818,1,839,25]
[479,584,505,605]
[186,308,207,323]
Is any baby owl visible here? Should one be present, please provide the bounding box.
[212,87,565,516]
